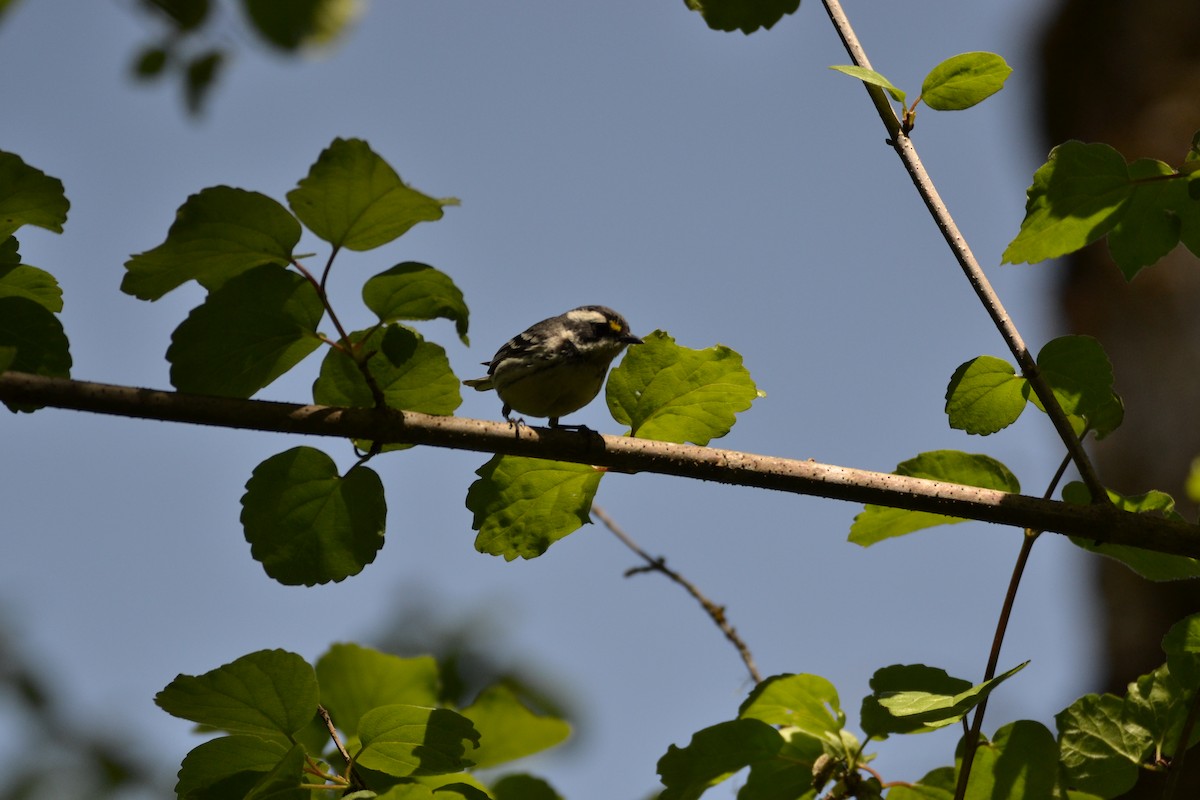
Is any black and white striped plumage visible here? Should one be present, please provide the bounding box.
[464,305,642,428]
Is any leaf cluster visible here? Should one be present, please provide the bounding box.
[154,643,570,799]
[128,0,360,114]
[659,611,1200,800]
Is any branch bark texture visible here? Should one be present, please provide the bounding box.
[4,371,1198,558]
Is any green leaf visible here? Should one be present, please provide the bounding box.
[740,729,827,799]
[1001,142,1200,277]
[492,774,563,800]
[657,718,785,800]
[122,186,300,300]
[849,451,1020,546]
[829,65,906,105]
[176,735,291,800]
[0,264,63,312]
[738,674,844,744]
[362,262,470,345]
[1056,694,1148,797]
[244,0,358,50]
[150,0,210,30]
[1163,613,1200,687]
[920,52,1011,111]
[1002,141,1131,265]
[0,235,18,265]
[860,662,1027,737]
[459,683,571,769]
[886,781,954,800]
[0,346,15,375]
[466,456,603,560]
[155,649,318,740]
[1106,158,1183,273]
[961,721,1058,800]
[355,705,480,777]
[682,0,800,34]
[243,743,308,800]
[1033,335,1123,438]
[184,50,224,116]
[0,151,69,239]
[313,324,461,416]
[1063,482,1200,580]
[241,447,387,585]
[287,138,458,251]
[606,330,759,445]
[944,355,1025,435]
[432,784,490,800]
[132,45,169,80]
[315,644,441,737]
[167,265,323,397]
[0,296,72,412]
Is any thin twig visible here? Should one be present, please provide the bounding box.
[3,372,1196,555]
[953,448,1073,799]
[591,503,761,684]
[317,705,363,789]
[819,0,1107,504]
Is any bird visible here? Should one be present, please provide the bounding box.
[464,305,642,428]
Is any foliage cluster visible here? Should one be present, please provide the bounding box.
[4,1,1200,799]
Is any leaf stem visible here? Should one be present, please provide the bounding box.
[293,257,387,408]
[317,704,364,790]
[818,0,1108,504]
[591,502,762,684]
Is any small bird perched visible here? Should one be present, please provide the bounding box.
[464,305,643,428]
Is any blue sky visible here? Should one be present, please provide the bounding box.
[1,1,1098,797]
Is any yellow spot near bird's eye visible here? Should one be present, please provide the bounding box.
[609,320,622,332]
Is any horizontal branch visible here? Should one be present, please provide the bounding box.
[4,371,1199,558]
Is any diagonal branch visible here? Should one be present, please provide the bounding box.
[591,503,762,684]
[819,0,1108,503]
[2,371,1197,556]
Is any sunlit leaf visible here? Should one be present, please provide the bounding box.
[944,355,1025,435]
[829,65,906,104]
[459,683,570,769]
[0,263,62,313]
[960,721,1057,800]
[861,662,1027,737]
[316,644,441,737]
[607,330,759,445]
[1033,335,1123,439]
[849,451,1019,546]
[920,52,1011,111]
[739,673,844,744]
[355,704,480,777]
[466,456,602,560]
[155,649,318,740]
[1063,483,1200,581]
[657,719,784,800]
[287,138,457,251]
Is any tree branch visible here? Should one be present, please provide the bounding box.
[3,371,1197,556]
[819,0,1108,503]
[591,503,762,684]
